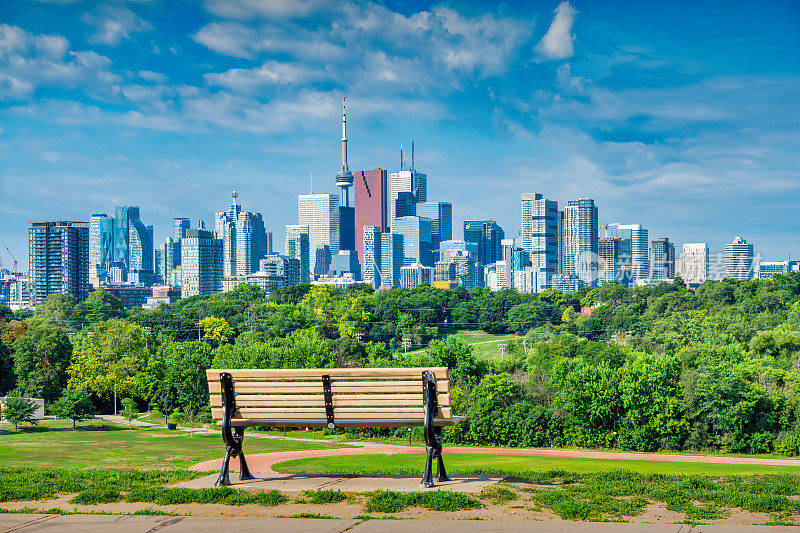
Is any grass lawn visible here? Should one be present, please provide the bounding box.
[404,329,521,359]
[273,452,800,476]
[0,419,345,469]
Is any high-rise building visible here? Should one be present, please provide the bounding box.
[180,225,223,298]
[552,273,585,293]
[29,221,89,304]
[172,218,190,240]
[607,223,649,282]
[562,199,598,285]
[759,261,800,279]
[650,238,675,281]
[362,226,383,289]
[313,245,333,278]
[485,260,511,291]
[354,168,388,276]
[393,216,433,266]
[330,250,361,280]
[380,232,404,287]
[439,240,479,262]
[678,243,709,284]
[285,224,311,284]
[215,191,269,277]
[298,193,340,274]
[520,193,559,287]
[434,261,457,284]
[463,220,504,266]
[89,213,109,280]
[393,192,417,220]
[389,169,427,229]
[260,254,301,287]
[598,237,621,284]
[450,250,482,288]
[401,263,433,289]
[416,202,452,251]
[89,207,154,283]
[725,236,754,280]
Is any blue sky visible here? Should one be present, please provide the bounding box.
[0,0,798,269]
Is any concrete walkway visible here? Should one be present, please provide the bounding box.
[1,514,794,532]
[178,473,505,493]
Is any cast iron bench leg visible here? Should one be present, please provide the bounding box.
[435,428,450,482]
[215,447,233,487]
[235,427,255,481]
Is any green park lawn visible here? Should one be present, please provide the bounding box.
[273,452,800,477]
[0,418,345,469]
[404,329,521,360]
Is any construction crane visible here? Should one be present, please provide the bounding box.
[600,224,610,238]
[0,232,18,273]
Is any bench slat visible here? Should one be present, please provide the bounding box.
[209,394,451,408]
[208,381,450,394]
[229,418,458,428]
[212,406,453,420]
[205,367,448,381]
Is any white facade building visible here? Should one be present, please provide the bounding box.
[298,194,339,274]
[679,243,709,284]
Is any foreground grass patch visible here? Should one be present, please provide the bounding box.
[125,486,286,506]
[0,468,201,502]
[273,452,800,477]
[363,490,482,513]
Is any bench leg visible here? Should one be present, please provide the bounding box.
[236,428,255,481]
[436,452,450,482]
[214,447,233,487]
[420,446,436,488]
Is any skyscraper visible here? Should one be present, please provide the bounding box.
[285,224,311,284]
[173,218,191,240]
[354,168,388,276]
[725,236,754,280]
[393,216,433,266]
[298,193,340,274]
[520,193,559,287]
[90,206,154,282]
[598,237,621,284]
[401,263,433,289]
[562,199,598,285]
[607,223,649,282]
[29,221,89,304]
[416,201,452,251]
[362,226,382,289]
[89,213,109,280]
[463,220,505,266]
[180,225,223,298]
[389,169,427,229]
[650,238,675,281]
[215,191,269,277]
[380,232,404,287]
[679,243,709,284]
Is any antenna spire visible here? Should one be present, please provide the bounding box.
[400,143,404,171]
[411,141,415,172]
[335,96,354,207]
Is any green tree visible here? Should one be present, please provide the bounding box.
[77,289,126,324]
[0,340,14,395]
[122,397,137,429]
[32,293,80,329]
[200,316,234,344]
[425,336,484,387]
[2,393,38,430]
[12,323,73,401]
[50,388,95,430]
[506,301,558,334]
[67,319,149,399]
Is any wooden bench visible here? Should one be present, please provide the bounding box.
[207,367,458,488]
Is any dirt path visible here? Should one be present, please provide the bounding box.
[190,444,800,473]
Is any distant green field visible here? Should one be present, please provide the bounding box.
[405,329,521,360]
[0,419,345,469]
[273,452,800,476]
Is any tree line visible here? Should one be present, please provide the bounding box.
[2,273,800,454]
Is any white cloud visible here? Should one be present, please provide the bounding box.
[204,0,333,19]
[82,6,151,46]
[536,2,577,60]
[0,24,119,100]
[205,61,329,92]
[138,70,167,83]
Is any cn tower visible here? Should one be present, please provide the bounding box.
[335,97,354,207]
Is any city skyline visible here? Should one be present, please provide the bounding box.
[1,1,799,269]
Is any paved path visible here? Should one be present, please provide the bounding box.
[189,444,800,475]
[179,473,505,492]
[0,514,793,532]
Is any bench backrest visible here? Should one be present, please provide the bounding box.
[207,367,452,426]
